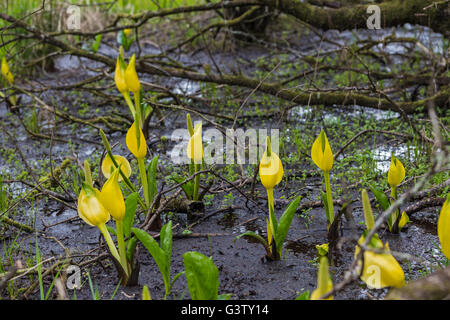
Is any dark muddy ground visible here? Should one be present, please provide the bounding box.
[0,22,447,300]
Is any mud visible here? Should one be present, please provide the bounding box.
[0,22,446,300]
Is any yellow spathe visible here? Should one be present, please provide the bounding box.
[187,123,203,164]
[125,54,141,93]
[101,154,131,182]
[355,235,405,289]
[311,130,333,172]
[99,169,126,221]
[259,142,283,190]
[126,121,147,159]
[114,57,128,93]
[387,155,405,187]
[438,197,450,259]
[77,187,110,227]
[1,57,14,84]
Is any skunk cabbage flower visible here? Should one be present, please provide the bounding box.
[259,137,283,190]
[398,211,410,231]
[77,185,110,227]
[126,121,147,159]
[1,57,14,84]
[124,29,131,37]
[311,129,333,172]
[387,155,405,187]
[187,123,203,164]
[114,56,128,93]
[355,235,405,289]
[438,197,450,259]
[311,257,333,300]
[99,168,126,221]
[101,154,131,182]
[125,54,141,93]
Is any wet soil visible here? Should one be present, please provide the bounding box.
[0,22,446,300]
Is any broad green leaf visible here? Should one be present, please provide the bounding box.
[126,236,138,263]
[369,184,390,211]
[274,196,301,255]
[160,220,172,263]
[132,228,169,290]
[182,251,219,300]
[296,291,310,300]
[171,174,193,199]
[147,156,159,205]
[123,192,139,238]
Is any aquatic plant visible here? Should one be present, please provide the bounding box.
[438,196,450,259]
[310,256,333,300]
[354,189,406,289]
[235,136,301,260]
[133,221,184,299]
[311,129,334,228]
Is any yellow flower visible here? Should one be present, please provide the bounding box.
[124,29,131,37]
[311,129,333,172]
[101,154,131,182]
[77,186,110,227]
[310,257,333,300]
[1,57,14,84]
[99,168,126,221]
[126,121,147,159]
[125,54,141,93]
[438,197,450,259]
[387,155,405,187]
[114,56,128,93]
[186,123,203,164]
[355,235,405,289]
[259,137,283,190]
[398,211,409,231]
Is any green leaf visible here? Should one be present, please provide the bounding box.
[296,290,310,300]
[369,183,390,211]
[160,221,172,263]
[169,271,185,293]
[182,251,219,300]
[92,34,102,53]
[132,228,170,291]
[171,174,193,199]
[147,156,159,205]
[126,236,138,263]
[234,231,269,248]
[123,192,139,238]
[274,196,301,255]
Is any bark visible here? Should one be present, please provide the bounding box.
[260,0,450,35]
[1,5,448,115]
